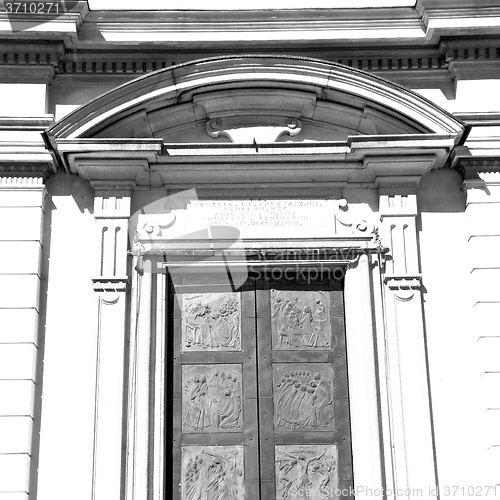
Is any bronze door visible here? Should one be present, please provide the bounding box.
[169,276,353,500]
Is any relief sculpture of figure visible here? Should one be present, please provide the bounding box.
[183,376,211,431]
[271,291,331,349]
[275,371,334,430]
[203,449,242,500]
[183,368,242,432]
[185,455,205,500]
[308,299,329,348]
[276,447,336,500]
[184,295,240,350]
[300,306,315,347]
[183,447,243,500]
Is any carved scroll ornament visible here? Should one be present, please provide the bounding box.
[335,199,375,235]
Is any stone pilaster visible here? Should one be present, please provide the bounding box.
[379,189,437,499]
[126,257,153,500]
[458,159,500,482]
[0,176,46,500]
[126,256,167,500]
[344,253,384,500]
[90,181,133,500]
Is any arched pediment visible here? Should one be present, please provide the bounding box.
[47,55,466,144]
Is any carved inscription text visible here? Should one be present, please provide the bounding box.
[185,200,327,228]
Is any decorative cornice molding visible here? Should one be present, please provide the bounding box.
[0,163,53,179]
[0,116,54,131]
[0,175,45,186]
[0,7,498,88]
[453,112,500,127]
[47,135,456,188]
[453,157,500,182]
[0,64,55,83]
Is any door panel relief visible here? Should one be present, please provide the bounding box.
[271,290,333,349]
[258,279,352,500]
[182,365,243,433]
[172,281,259,500]
[182,446,245,500]
[273,364,335,432]
[171,277,352,500]
[182,293,241,351]
[275,445,338,500]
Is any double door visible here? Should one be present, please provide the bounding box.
[169,275,353,499]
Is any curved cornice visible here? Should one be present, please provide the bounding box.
[46,55,467,143]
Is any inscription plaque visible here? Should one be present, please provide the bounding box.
[275,445,338,499]
[182,445,245,500]
[182,293,241,352]
[182,365,243,433]
[273,364,335,431]
[271,290,332,349]
[185,200,327,229]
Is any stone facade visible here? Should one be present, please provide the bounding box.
[1,2,500,500]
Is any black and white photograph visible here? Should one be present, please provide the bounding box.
[0,1,499,499]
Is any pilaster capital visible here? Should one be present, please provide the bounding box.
[384,275,422,301]
[378,189,419,275]
[379,189,418,218]
[91,181,136,219]
[91,180,136,198]
[92,277,129,294]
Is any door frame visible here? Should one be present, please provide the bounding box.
[127,247,385,500]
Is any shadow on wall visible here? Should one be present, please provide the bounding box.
[45,172,95,215]
[417,169,466,214]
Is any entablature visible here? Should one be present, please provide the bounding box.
[52,134,456,189]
